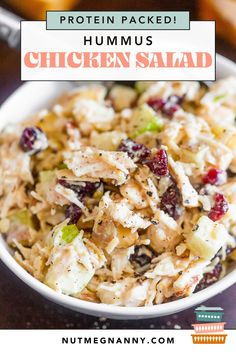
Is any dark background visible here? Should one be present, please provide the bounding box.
[0,0,236,329]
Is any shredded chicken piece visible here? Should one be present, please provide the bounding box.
[173,259,210,297]
[155,277,175,304]
[111,247,134,280]
[169,157,199,207]
[55,184,87,212]
[134,166,160,212]
[73,99,115,134]
[108,197,151,232]
[120,178,149,209]
[97,278,150,306]
[147,210,182,253]
[145,252,191,278]
[64,147,136,185]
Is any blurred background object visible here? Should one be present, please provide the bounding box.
[4,0,79,19]
[2,0,236,45]
[198,0,236,48]
[0,7,20,48]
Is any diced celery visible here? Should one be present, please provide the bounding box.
[135,81,154,94]
[129,103,163,138]
[57,162,68,170]
[213,94,227,102]
[92,131,127,150]
[10,209,34,229]
[39,170,55,183]
[61,224,79,244]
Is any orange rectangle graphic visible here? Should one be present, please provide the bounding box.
[191,334,227,344]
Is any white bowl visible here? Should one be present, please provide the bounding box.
[0,54,236,320]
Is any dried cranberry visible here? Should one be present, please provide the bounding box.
[208,193,229,221]
[65,203,82,224]
[19,127,48,155]
[130,246,153,269]
[195,262,222,292]
[58,180,101,199]
[162,95,182,117]
[144,149,168,176]
[203,168,226,186]
[160,183,182,219]
[118,138,151,163]
[147,98,165,112]
[147,95,182,118]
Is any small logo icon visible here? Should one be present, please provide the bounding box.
[191,305,227,344]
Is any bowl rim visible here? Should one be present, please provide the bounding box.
[0,53,236,319]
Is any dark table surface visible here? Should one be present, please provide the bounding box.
[0,0,236,329]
